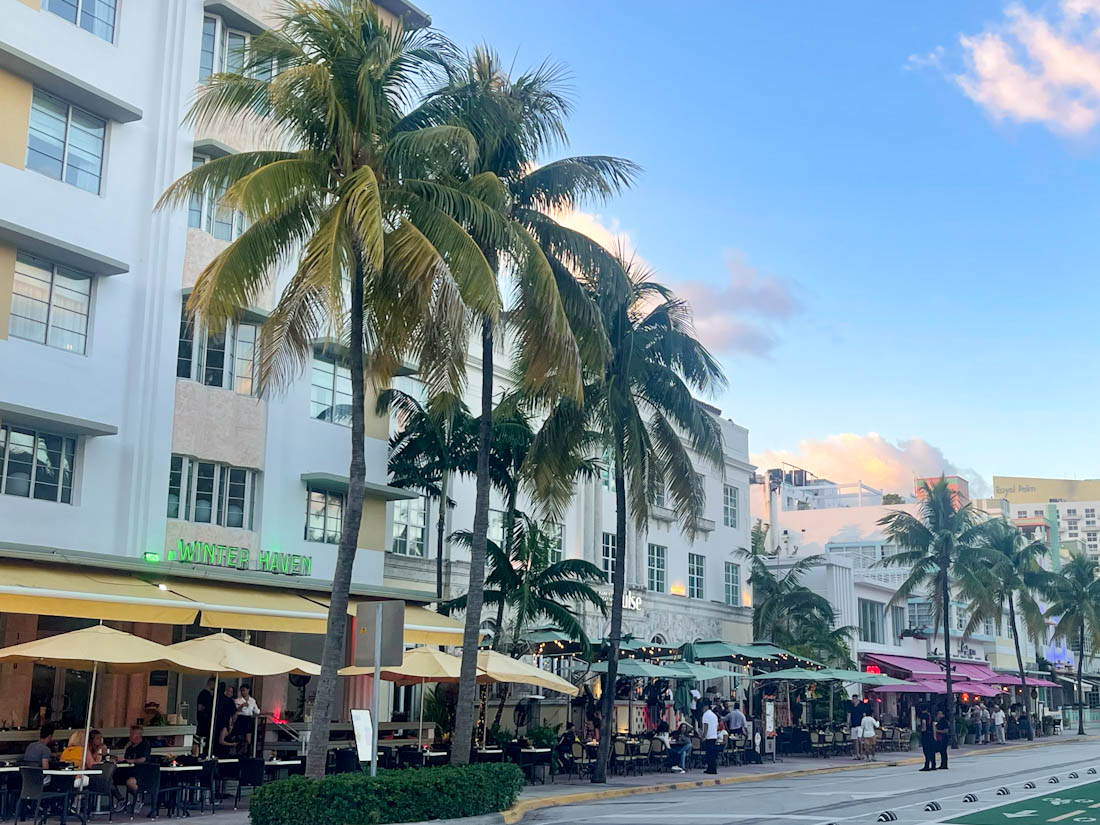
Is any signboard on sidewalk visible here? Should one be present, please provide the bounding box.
[351,709,373,762]
[354,600,405,668]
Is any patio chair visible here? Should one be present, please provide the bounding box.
[647,738,668,772]
[173,759,218,815]
[611,740,634,777]
[809,731,826,758]
[17,767,69,825]
[233,759,266,810]
[569,742,592,779]
[127,763,174,820]
[730,733,748,766]
[688,736,704,770]
[636,739,651,774]
[82,761,118,821]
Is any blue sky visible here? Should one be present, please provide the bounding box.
[431,1,1100,493]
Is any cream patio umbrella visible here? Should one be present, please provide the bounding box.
[167,632,321,757]
[341,646,467,749]
[477,650,578,696]
[0,625,219,765]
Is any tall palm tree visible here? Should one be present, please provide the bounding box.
[422,52,638,764]
[157,1,504,777]
[577,255,726,783]
[744,553,837,647]
[958,518,1050,739]
[445,516,607,726]
[378,389,479,602]
[878,478,985,750]
[1046,554,1100,735]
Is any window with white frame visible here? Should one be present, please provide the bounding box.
[982,617,994,637]
[199,15,251,81]
[305,486,343,544]
[167,455,256,528]
[544,521,563,564]
[954,604,967,631]
[10,253,92,354]
[0,425,76,503]
[1017,510,1026,518]
[391,497,427,557]
[45,0,117,41]
[601,532,616,581]
[723,485,739,528]
[309,354,352,425]
[488,508,506,548]
[599,447,612,490]
[1034,510,1043,516]
[891,605,905,644]
[188,155,247,241]
[653,486,666,508]
[724,561,741,606]
[858,598,885,644]
[176,302,258,395]
[1068,508,1079,516]
[647,543,666,593]
[908,600,933,630]
[688,552,705,599]
[27,89,106,194]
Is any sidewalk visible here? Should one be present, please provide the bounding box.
[187,733,1098,825]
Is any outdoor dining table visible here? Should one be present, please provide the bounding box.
[264,759,302,780]
[475,749,504,763]
[517,748,551,784]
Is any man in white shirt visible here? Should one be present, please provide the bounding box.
[993,705,1006,744]
[701,700,720,775]
[233,684,260,751]
[723,703,747,736]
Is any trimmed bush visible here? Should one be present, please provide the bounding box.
[249,763,526,825]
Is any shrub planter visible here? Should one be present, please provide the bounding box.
[249,763,526,825]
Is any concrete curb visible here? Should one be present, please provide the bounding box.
[497,735,1098,825]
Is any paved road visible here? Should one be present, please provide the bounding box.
[525,740,1100,825]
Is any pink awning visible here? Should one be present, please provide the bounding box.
[863,654,943,677]
[984,673,1059,688]
[947,661,998,681]
[872,679,1002,697]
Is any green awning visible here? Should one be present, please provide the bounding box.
[664,662,737,681]
[586,660,683,679]
[750,667,826,682]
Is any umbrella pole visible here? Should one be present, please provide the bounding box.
[83,661,98,768]
[208,671,219,759]
[418,679,425,751]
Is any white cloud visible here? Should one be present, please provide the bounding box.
[752,432,991,498]
[906,46,945,71]
[953,0,1100,134]
[550,210,800,357]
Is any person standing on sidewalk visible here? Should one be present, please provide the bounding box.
[848,695,866,760]
[934,709,950,770]
[918,707,936,771]
[980,703,991,744]
[701,700,719,775]
[993,704,1006,744]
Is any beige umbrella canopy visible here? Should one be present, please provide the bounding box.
[167,632,320,757]
[477,650,579,696]
[0,625,221,764]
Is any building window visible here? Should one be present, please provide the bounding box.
[391,497,427,557]
[647,543,666,593]
[723,485,739,528]
[891,605,905,645]
[199,15,252,81]
[305,487,343,544]
[488,508,506,548]
[858,598,885,644]
[27,89,106,194]
[653,486,666,508]
[310,354,351,425]
[688,553,705,599]
[982,618,994,637]
[1068,508,1078,516]
[176,303,258,395]
[908,600,932,631]
[724,562,741,606]
[188,155,247,240]
[0,425,76,503]
[1017,510,1026,518]
[954,604,967,631]
[1087,508,1096,518]
[1034,510,1043,517]
[601,532,616,581]
[10,253,92,354]
[166,455,255,528]
[45,0,116,42]
[599,447,612,490]
[545,521,563,564]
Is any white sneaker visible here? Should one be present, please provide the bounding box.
[671,766,684,773]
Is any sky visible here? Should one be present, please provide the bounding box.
[430,1,1100,497]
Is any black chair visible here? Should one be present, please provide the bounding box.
[2,767,23,821]
[127,764,173,821]
[332,750,360,774]
[232,760,264,811]
[173,760,217,816]
[83,762,118,821]
[16,767,70,825]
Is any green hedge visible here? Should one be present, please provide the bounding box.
[249,763,526,825]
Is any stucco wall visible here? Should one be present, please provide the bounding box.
[171,378,268,469]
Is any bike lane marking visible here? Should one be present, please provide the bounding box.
[943,780,1100,824]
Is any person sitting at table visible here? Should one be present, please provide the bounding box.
[120,726,150,797]
[21,723,55,768]
[213,724,236,758]
[555,722,577,772]
[667,722,693,774]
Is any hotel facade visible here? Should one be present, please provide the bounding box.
[0,0,753,739]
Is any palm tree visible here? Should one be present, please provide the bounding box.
[578,255,725,783]
[422,52,638,764]
[157,2,505,777]
[744,553,838,647]
[958,519,1050,739]
[378,389,479,602]
[878,478,985,749]
[1046,554,1100,735]
[445,517,607,726]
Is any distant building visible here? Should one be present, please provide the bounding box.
[994,476,1100,560]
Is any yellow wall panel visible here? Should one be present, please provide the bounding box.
[0,69,31,170]
[0,242,16,339]
[357,498,387,552]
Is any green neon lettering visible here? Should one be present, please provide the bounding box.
[279,553,291,575]
[239,547,251,569]
[300,556,311,577]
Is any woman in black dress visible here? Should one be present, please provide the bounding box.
[918,706,935,771]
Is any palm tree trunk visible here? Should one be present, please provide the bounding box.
[593,438,627,783]
[941,576,957,749]
[305,259,367,778]
[1078,625,1087,736]
[493,489,517,651]
[435,469,448,607]
[1008,599,1033,740]
[452,318,494,765]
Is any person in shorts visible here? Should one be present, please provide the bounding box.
[860,712,881,760]
[848,696,865,760]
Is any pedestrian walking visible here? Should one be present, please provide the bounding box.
[848,695,866,760]
[701,700,719,775]
[934,709,950,770]
[918,707,936,771]
[860,712,881,761]
[993,704,1006,744]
